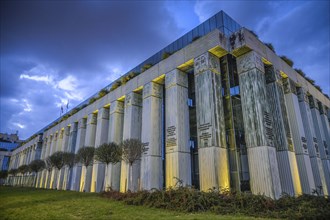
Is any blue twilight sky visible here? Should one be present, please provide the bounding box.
[0,1,329,140]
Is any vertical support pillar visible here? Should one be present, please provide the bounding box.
[58,126,70,190]
[236,51,281,199]
[107,100,124,191]
[194,52,230,191]
[80,113,97,192]
[71,118,86,191]
[91,107,109,192]
[50,132,60,189]
[165,69,191,188]
[298,88,328,195]
[141,81,164,190]
[265,66,302,196]
[120,92,142,192]
[45,135,53,189]
[283,78,315,194]
[65,123,77,190]
[309,96,330,194]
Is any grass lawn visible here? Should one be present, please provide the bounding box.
[0,186,268,220]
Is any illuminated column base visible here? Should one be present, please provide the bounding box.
[298,88,328,195]
[57,168,65,190]
[283,78,315,194]
[70,118,86,191]
[108,101,124,191]
[198,147,230,191]
[120,92,142,192]
[265,66,301,196]
[237,51,281,199]
[165,69,191,188]
[91,107,109,193]
[194,52,229,191]
[141,81,163,190]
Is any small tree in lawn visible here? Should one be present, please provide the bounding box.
[8,169,18,185]
[121,139,146,192]
[45,156,54,188]
[62,152,76,190]
[29,159,45,187]
[94,142,122,191]
[76,146,95,191]
[49,151,65,189]
[18,165,29,186]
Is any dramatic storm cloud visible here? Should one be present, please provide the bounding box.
[1,1,329,140]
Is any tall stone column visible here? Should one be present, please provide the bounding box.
[141,81,164,190]
[71,118,86,191]
[283,78,315,194]
[120,92,142,192]
[165,69,191,188]
[64,123,77,190]
[45,135,53,189]
[265,66,302,196]
[309,96,330,194]
[319,103,330,162]
[194,52,230,191]
[80,113,97,192]
[107,100,124,191]
[298,88,328,196]
[236,51,281,199]
[50,132,60,189]
[58,126,70,190]
[91,107,109,192]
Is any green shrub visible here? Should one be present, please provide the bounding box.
[102,187,330,219]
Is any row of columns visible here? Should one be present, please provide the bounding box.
[7,50,330,200]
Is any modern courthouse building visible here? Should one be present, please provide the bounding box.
[5,11,330,199]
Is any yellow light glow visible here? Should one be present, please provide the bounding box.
[177,59,194,72]
[280,71,288,79]
[262,57,272,65]
[209,45,228,58]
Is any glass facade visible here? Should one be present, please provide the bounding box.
[220,54,250,192]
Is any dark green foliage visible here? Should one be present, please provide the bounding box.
[49,151,65,170]
[161,52,172,60]
[62,152,76,168]
[28,159,45,173]
[45,156,54,171]
[141,63,153,72]
[18,165,29,174]
[0,170,8,179]
[247,29,258,38]
[95,142,122,165]
[89,97,97,104]
[76,146,95,167]
[305,76,315,85]
[280,55,294,67]
[110,81,121,91]
[98,89,108,98]
[102,187,330,219]
[315,85,323,92]
[294,68,306,77]
[264,43,275,53]
[8,169,18,176]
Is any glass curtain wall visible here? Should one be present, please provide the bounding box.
[220,54,250,192]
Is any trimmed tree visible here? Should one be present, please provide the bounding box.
[49,151,66,189]
[44,156,54,188]
[76,146,95,191]
[18,165,30,186]
[62,152,76,190]
[94,142,122,191]
[29,159,45,187]
[121,139,146,192]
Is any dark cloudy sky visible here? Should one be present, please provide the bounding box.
[1,1,329,140]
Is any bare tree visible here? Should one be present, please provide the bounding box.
[94,142,122,190]
[121,139,146,192]
[49,151,65,170]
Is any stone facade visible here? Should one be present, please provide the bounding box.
[5,11,330,199]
